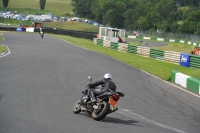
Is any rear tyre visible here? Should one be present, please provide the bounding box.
[73,100,81,114]
[92,101,109,121]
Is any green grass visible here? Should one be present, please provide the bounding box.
[126,38,193,54]
[0,18,99,32]
[151,42,193,54]
[0,44,6,53]
[0,36,6,53]
[0,18,31,26]
[45,21,99,32]
[0,0,73,16]
[49,34,200,81]
[0,0,99,32]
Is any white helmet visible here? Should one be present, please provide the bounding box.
[104,73,112,79]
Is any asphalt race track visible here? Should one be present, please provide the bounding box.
[132,39,168,47]
[0,33,200,133]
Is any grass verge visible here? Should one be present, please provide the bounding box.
[126,38,194,54]
[50,34,200,81]
[0,18,31,26]
[0,0,73,16]
[0,36,6,53]
[0,45,6,53]
[44,21,99,32]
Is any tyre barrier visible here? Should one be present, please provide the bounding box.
[0,26,97,40]
[189,55,200,69]
[93,38,200,69]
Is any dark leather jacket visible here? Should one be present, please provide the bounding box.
[39,28,44,34]
[89,78,116,95]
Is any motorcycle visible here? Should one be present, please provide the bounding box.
[73,76,124,121]
[40,31,44,38]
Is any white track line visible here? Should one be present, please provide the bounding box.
[117,109,186,133]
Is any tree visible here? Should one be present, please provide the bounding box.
[179,9,200,34]
[40,0,46,10]
[104,1,127,28]
[71,0,93,18]
[2,0,9,7]
[137,16,149,30]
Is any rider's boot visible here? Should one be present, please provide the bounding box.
[90,91,97,102]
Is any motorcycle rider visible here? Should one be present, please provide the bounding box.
[88,73,116,102]
[39,27,44,35]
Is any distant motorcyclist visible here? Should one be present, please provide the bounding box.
[39,27,44,34]
[88,73,116,102]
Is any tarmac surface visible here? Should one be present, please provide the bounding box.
[129,39,168,47]
[0,33,200,133]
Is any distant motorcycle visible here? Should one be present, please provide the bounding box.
[40,31,44,38]
[73,76,124,121]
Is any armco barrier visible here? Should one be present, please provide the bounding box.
[171,71,200,94]
[150,49,164,59]
[189,55,200,69]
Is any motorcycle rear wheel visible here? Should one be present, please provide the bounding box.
[73,100,81,114]
[92,101,109,121]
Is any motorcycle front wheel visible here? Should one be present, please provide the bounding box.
[73,100,81,114]
[92,101,109,121]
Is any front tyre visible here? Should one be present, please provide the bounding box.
[92,101,109,121]
[73,100,81,114]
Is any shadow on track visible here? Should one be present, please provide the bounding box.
[102,116,142,127]
[77,113,141,127]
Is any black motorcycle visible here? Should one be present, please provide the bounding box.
[40,31,44,38]
[73,76,124,121]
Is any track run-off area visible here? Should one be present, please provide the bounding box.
[0,33,200,133]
